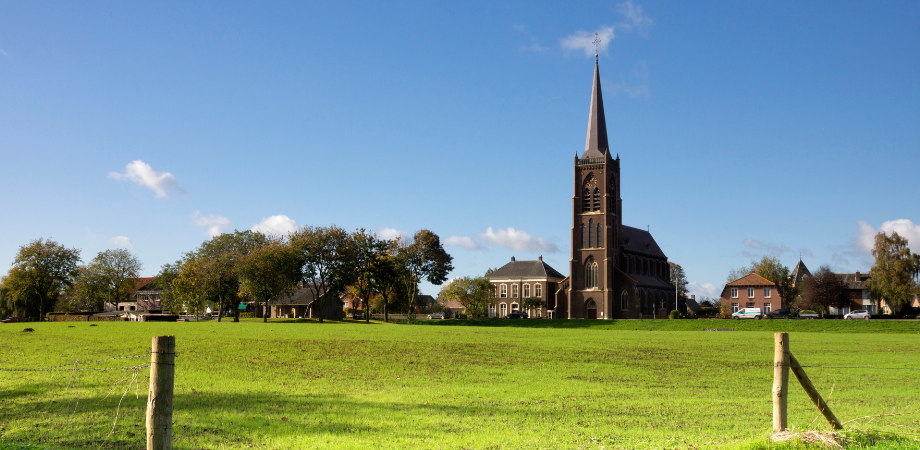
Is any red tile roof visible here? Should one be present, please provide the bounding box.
[726,272,776,287]
[131,277,157,291]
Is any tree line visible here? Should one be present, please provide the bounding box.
[0,227,454,322]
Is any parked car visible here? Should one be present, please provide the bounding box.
[766,309,791,319]
[731,308,763,319]
[844,310,871,320]
[1,317,25,323]
[506,311,528,319]
[427,312,448,319]
[798,311,820,319]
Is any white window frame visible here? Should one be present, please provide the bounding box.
[747,287,755,298]
[511,303,519,312]
[764,287,771,298]
[500,303,508,317]
[523,283,530,298]
[731,302,739,313]
[730,287,738,298]
[534,283,542,298]
[747,302,755,308]
[511,284,519,298]
[763,303,771,314]
[500,284,507,298]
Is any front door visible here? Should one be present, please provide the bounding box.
[586,300,597,319]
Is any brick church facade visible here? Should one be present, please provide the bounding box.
[552,56,676,319]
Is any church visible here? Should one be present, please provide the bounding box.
[487,56,675,319]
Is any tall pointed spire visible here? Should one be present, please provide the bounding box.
[583,55,608,159]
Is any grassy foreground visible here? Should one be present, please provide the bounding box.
[1,319,918,449]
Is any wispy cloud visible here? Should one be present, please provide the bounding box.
[609,61,650,98]
[616,1,654,36]
[444,235,484,251]
[514,24,549,52]
[0,49,8,56]
[108,160,184,199]
[478,227,559,253]
[561,26,615,57]
[191,210,232,238]
[377,227,407,242]
[688,281,721,299]
[251,215,300,237]
[108,236,136,250]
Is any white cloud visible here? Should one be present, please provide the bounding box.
[377,227,408,242]
[742,238,791,257]
[444,235,483,251]
[478,227,559,253]
[191,210,233,238]
[108,160,184,198]
[688,281,721,299]
[616,1,654,36]
[856,219,920,254]
[251,215,300,236]
[0,49,8,56]
[108,236,136,250]
[561,26,615,57]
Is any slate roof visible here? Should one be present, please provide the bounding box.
[791,259,811,286]
[836,272,871,290]
[275,286,321,306]
[486,259,566,279]
[621,226,667,259]
[582,57,608,159]
[726,273,776,287]
[684,297,702,312]
[629,273,673,289]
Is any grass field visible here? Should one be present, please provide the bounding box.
[1,319,919,449]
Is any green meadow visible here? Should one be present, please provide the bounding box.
[1,319,918,449]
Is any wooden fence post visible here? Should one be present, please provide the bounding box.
[772,332,789,433]
[789,353,843,430]
[146,336,175,450]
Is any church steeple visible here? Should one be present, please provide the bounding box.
[582,56,608,159]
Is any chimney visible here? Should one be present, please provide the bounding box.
[855,271,860,282]
[538,255,543,261]
[691,295,695,300]
[511,256,515,262]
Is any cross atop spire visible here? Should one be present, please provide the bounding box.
[593,32,601,57]
[582,56,608,158]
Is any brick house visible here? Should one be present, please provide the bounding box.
[720,273,781,316]
[831,271,878,315]
[485,256,566,318]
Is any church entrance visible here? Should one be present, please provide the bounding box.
[586,300,597,319]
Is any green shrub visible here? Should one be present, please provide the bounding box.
[239,312,254,319]
[344,307,353,316]
[669,310,679,319]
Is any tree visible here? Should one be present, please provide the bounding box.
[800,265,848,315]
[868,231,920,311]
[395,230,454,321]
[439,276,493,317]
[351,229,389,323]
[85,249,143,312]
[726,256,796,308]
[522,297,543,317]
[170,259,210,319]
[190,230,268,322]
[669,262,688,298]
[7,238,81,320]
[290,225,356,323]
[155,262,183,313]
[60,265,109,312]
[368,239,404,322]
[238,238,299,323]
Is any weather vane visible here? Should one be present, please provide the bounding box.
[593,32,601,55]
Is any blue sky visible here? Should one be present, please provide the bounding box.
[2,1,919,298]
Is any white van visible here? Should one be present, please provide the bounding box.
[732,308,763,320]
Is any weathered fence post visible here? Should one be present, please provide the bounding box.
[772,332,789,433]
[147,336,175,450]
[789,353,843,430]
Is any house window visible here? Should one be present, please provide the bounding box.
[500,303,507,317]
[585,258,598,289]
[534,284,542,297]
[511,303,519,312]
[597,224,602,247]
[764,288,771,298]
[523,284,530,298]
[747,288,755,298]
[731,302,739,313]
[588,219,593,247]
[511,284,519,298]
[500,284,507,298]
[747,302,755,308]
[548,310,554,319]
[621,290,629,310]
[489,304,496,317]
[583,189,591,212]
[592,188,600,211]
[731,287,738,298]
[764,303,771,314]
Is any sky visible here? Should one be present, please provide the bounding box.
[2,1,919,299]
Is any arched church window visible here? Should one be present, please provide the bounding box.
[593,188,600,211]
[581,224,586,248]
[583,189,591,212]
[597,223,602,247]
[621,290,629,310]
[585,257,598,289]
[588,219,593,247]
